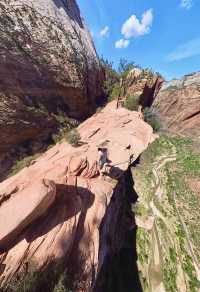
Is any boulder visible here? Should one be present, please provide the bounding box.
[0,179,56,249]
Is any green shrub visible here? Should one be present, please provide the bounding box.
[108,83,121,101]
[9,153,40,177]
[52,128,69,144]
[3,260,72,292]
[100,57,119,98]
[143,107,162,132]
[66,129,81,147]
[124,95,139,111]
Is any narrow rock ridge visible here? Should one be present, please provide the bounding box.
[0,101,157,290]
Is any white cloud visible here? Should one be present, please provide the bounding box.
[115,39,130,49]
[100,26,109,37]
[166,38,200,61]
[121,9,153,39]
[180,0,193,10]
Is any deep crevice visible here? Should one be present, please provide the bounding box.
[94,165,143,292]
[182,110,200,122]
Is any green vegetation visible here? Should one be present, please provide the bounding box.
[101,57,142,101]
[108,83,121,101]
[118,58,139,79]
[9,153,40,177]
[133,134,200,292]
[66,129,81,147]
[100,57,120,99]
[52,128,81,147]
[3,260,72,292]
[143,107,162,132]
[124,95,140,111]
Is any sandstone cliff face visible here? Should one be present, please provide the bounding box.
[0,0,104,179]
[126,68,163,107]
[153,72,200,136]
[0,101,157,291]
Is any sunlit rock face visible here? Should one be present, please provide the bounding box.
[0,0,104,179]
[153,72,200,137]
[125,68,163,108]
[0,101,157,291]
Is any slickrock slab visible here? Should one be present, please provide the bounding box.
[0,179,56,249]
[0,101,157,289]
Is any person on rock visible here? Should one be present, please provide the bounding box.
[98,147,109,178]
[138,105,144,120]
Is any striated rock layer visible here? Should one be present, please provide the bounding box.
[0,101,157,291]
[153,72,200,136]
[0,0,104,179]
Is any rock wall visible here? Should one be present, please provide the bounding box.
[126,68,163,108]
[153,72,200,136]
[0,101,157,291]
[0,0,104,179]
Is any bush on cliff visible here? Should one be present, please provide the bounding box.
[118,58,139,79]
[3,260,72,292]
[124,95,140,111]
[100,57,119,99]
[143,107,162,132]
[66,129,81,147]
[108,83,121,101]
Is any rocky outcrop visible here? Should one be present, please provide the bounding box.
[126,68,164,107]
[0,179,56,249]
[0,0,104,179]
[153,72,200,136]
[0,101,157,291]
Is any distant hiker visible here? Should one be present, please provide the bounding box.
[138,105,144,120]
[117,97,124,109]
[98,147,109,178]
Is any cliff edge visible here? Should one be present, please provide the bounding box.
[0,101,157,291]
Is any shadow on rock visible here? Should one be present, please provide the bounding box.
[0,184,95,254]
[94,166,143,292]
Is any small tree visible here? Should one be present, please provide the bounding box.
[66,129,81,147]
[100,57,119,98]
[118,59,137,77]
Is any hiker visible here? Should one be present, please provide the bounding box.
[138,105,144,120]
[98,147,109,178]
[116,77,124,109]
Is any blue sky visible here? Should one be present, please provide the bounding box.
[77,0,200,80]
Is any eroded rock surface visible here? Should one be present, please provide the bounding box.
[0,101,157,291]
[0,0,104,179]
[153,72,200,136]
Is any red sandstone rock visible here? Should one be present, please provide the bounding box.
[126,69,164,107]
[0,179,56,249]
[0,101,157,290]
[153,72,200,136]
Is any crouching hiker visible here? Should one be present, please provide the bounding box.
[98,147,110,178]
